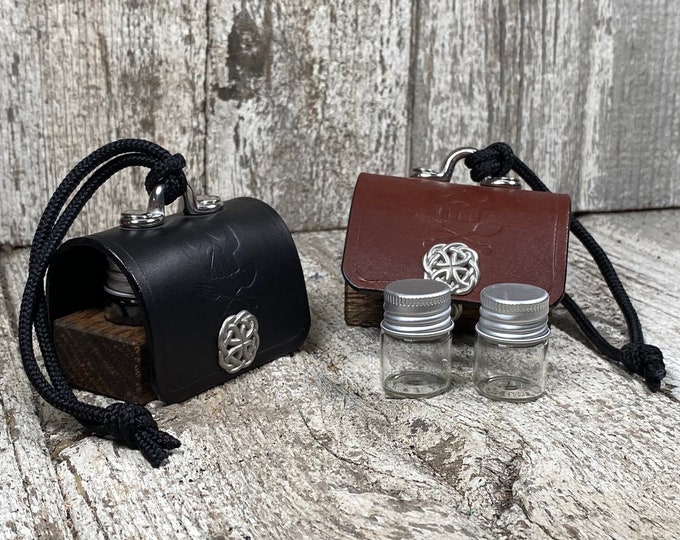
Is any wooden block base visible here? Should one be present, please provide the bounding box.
[53,308,155,404]
[344,283,384,327]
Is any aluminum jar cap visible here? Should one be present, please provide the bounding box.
[476,283,550,345]
[381,279,454,338]
[103,258,136,299]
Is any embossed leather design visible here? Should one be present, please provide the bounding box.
[47,198,310,403]
[342,173,571,306]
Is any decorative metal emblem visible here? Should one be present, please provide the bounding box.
[218,310,260,374]
[423,242,480,295]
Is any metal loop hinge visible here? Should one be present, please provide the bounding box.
[480,177,522,189]
[412,147,522,188]
[182,183,223,215]
[120,182,223,229]
[120,184,166,229]
[411,147,477,182]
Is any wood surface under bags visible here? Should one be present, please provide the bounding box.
[1,209,680,538]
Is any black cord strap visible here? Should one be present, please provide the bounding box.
[19,139,186,466]
[465,142,666,391]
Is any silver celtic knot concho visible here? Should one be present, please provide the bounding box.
[423,242,480,295]
[218,310,260,374]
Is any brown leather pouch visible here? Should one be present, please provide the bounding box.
[342,168,571,326]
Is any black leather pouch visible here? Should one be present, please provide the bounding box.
[18,139,311,466]
[47,197,310,403]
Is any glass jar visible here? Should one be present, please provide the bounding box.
[380,279,453,398]
[473,283,550,402]
[103,257,143,326]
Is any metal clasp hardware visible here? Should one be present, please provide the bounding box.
[412,147,522,189]
[120,184,166,229]
[119,181,223,229]
[182,183,223,215]
[480,177,522,189]
[411,147,477,181]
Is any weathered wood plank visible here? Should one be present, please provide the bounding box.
[557,210,680,397]
[0,1,208,245]
[3,243,491,538]
[2,210,680,538]
[204,1,414,231]
[0,250,72,540]
[2,2,679,247]
[411,0,680,212]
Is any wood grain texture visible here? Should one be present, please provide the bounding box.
[344,283,383,327]
[411,0,680,212]
[0,1,207,245]
[204,0,413,231]
[0,251,73,540]
[53,309,154,404]
[557,209,680,397]
[1,209,680,538]
[2,2,679,246]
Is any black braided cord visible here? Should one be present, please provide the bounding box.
[19,139,188,467]
[465,142,666,391]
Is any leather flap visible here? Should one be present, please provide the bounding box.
[47,197,310,403]
[342,173,571,306]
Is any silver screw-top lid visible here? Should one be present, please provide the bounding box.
[381,279,454,338]
[476,283,550,345]
[103,258,136,299]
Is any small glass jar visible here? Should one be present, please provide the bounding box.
[473,283,550,402]
[380,279,453,398]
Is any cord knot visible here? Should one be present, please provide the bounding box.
[145,153,187,204]
[464,142,516,182]
[94,402,181,467]
[620,343,666,392]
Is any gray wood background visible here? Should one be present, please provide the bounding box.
[2,1,679,245]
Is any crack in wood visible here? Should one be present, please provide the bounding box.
[298,409,364,469]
